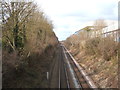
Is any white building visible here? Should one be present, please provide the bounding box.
[101,23,120,42]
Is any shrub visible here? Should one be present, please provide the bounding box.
[84,36,118,61]
[84,37,100,55]
[98,36,118,61]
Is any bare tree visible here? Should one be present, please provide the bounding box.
[2,1,36,51]
[93,19,107,37]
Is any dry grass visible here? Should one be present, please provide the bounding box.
[65,36,118,88]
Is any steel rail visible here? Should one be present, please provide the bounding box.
[63,45,98,89]
[64,60,70,89]
[62,46,81,89]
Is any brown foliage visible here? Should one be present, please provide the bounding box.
[84,36,118,61]
[2,1,58,88]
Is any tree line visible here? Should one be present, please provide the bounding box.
[2,1,58,88]
[1,1,58,55]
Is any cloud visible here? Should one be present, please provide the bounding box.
[35,0,118,41]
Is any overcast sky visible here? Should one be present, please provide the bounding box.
[34,0,118,41]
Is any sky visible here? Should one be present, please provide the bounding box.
[34,0,119,41]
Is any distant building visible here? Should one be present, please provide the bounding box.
[101,23,120,42]
[75,24,120,42]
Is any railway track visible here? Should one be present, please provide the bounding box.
[49,44,97,89]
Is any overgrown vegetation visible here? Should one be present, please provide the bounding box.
[84,36,118,61]
[64,19,118,88]
[2,1,58,88]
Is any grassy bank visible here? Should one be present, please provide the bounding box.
[64,36,118,88]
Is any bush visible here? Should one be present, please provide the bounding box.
[98,36,118,61]
[84,37,100,55]
[84,36,118,61]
